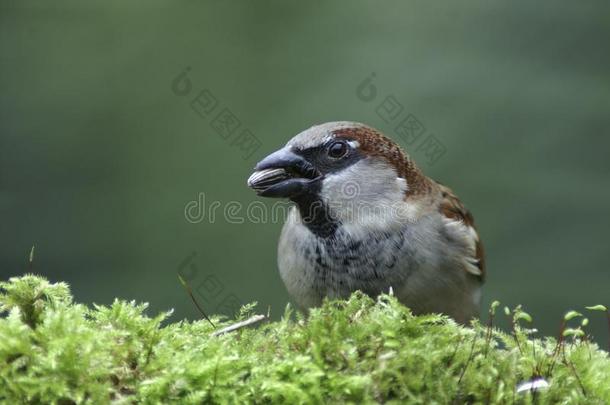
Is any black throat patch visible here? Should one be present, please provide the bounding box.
[291,181,339,238]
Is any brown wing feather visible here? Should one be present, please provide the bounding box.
[437,182,486,281]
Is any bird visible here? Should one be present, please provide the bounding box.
[247,121,485,323]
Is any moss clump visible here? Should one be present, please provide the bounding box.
[1,275,608,404]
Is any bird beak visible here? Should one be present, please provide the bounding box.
[247,147,321,198]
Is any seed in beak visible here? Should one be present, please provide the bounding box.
[247,168,291,192]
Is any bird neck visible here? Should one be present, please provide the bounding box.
[291,193,339,238]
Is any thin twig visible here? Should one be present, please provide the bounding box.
[547,319,565,377]
[178,275,215,328]
[511,312,524,357]
[531,334,542,377]
[606,310,610,353]
[448,335,464,366]
[27,245,35,272]
[212,314,267,337]
[562,345,587,398]
[484,309,495,358]
[458,331,478,386]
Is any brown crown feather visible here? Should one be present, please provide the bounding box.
[332,126,432,197]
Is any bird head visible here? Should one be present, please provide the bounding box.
[247,122,430,235]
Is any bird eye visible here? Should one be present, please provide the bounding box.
[327,141,348,159]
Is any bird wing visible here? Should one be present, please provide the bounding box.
[436,182,485,281]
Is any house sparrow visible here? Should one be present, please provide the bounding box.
[247,122,484,323]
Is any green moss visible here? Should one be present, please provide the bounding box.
[1,275,608,404]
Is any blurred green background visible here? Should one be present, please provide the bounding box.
[1,1,609,343]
